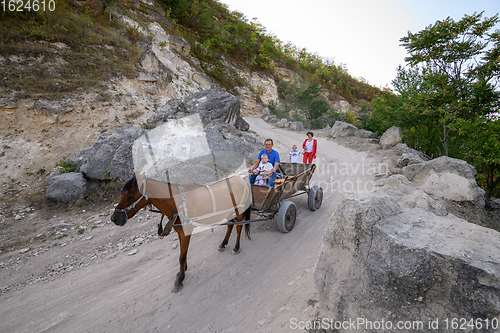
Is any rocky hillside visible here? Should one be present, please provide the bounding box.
[0,3,246,201]
[0,0,373,208]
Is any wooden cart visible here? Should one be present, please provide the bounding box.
[149,162,323,233]
[248,162,323,232]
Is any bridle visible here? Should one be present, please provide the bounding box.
[114,194,149,216]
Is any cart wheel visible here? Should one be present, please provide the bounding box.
[308,185,323,211]
[277,201,297,233]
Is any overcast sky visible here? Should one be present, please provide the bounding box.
[219,0,500,89]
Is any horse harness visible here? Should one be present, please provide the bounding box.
[114,194,148,224]
[122,176,247,238]
[157,177,177,238]
[155,178,244,237]
[157,208,178,238]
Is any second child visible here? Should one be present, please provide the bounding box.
[289,145,301,163]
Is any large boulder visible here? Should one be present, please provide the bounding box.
[404,156,485,207]
[330,121,359,138]
[314,175,500,332]
[233,116,250,131]
[289,121,304,131]
[69,125,145,181]
[394,143,430,167]
[403,156,487,226]
[203,122,260,168]
[71,91,260,182]
[132,113,261,188]
[144,99,188,124]
[256,105,303,129]
[266,115,278,123]
[46,172,87,202]
[355,129,378,139]
[380,126,402,147]
[276,118,290,128]
[184,89,247,129]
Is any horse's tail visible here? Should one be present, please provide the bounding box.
[244,207,251,240]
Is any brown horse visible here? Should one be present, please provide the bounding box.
[110,175,251,293]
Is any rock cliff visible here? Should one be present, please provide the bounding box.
[0,0,281,200]
[315,175,500,332]
[315,125,500,331]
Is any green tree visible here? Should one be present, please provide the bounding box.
[393,65,450,156]
[297,83,330,128]
[453,117,500,199]
[365,93,399,136]
[309,100,329,128]
[365,66,440,155]
[397,11,500,198]
[297,82,321,105]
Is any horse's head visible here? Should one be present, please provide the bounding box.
[111,176,148,226]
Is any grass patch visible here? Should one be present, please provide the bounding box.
[0,0,140,99]
[58,160,78,173]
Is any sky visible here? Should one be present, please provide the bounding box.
[219,0,500,89]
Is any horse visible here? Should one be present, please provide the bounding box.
[110,174,251,293]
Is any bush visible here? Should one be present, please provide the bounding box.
[58,160,78,173]
[345,109,358,126]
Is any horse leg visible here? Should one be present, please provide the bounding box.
[244,207,251,241]
[173,227,191,293]
[232,224,243,254]
[233,208,252,254]
[218,224,233,252]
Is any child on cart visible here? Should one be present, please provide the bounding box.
[253,154,274,186]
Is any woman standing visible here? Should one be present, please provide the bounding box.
[302,131,317,164]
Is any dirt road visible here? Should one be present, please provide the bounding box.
[0,117,379,332]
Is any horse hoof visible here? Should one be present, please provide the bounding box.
[218,247,225,252]
[172,284,183,293]
[231,249,240,255]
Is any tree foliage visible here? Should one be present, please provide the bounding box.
[367,12,500,198]
[270,81,340,129]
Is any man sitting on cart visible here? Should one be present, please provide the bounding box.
[248,138,280,187]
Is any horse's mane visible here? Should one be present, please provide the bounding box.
[123,176,137,192]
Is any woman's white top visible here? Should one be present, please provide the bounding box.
[305,140,314,152]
